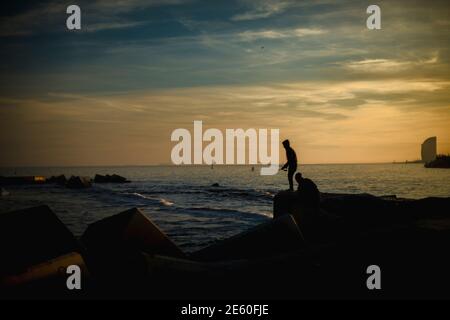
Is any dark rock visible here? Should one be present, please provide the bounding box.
[425,154,450,168]
[276,191,395,223]
[273,190,301,219]
[66,176,92,189]
[320,192,391,220]
[94,174,130,183]
[0,206,82,284]
[274,191,450,243]
[81,208,185,258]
[273,190,323,232]
[46,175,67,186]
[190,214,305,262]
[81,208,185,280]
[3,193,450,299]
[211,183,220,187]
[0,176,46,186]
[2,252,89,291]
[93,174,107,183]
[110,174,129,183]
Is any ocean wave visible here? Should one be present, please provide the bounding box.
[129,185,275,202]
[130,192,174,206]
[159,198,174,206]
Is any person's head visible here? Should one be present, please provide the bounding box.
[282,139,290,148]
[295,172,303,184]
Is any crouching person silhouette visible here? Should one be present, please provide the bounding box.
[273,172,320,221]
[295,172,320,214]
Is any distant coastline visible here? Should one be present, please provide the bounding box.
[0,162,428,169]
[425,155,450,169]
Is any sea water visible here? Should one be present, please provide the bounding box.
[1,164,449,252]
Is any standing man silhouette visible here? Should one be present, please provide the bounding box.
[280,139,298,191]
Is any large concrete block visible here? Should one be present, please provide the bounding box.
[81,208,185,259]
[1,252,89,289]
[80,208,185,282]
[0,206,82,287]
[190,214,305,262]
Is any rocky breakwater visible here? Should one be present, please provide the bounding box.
[0,173,132,189]
[1,191,450,299]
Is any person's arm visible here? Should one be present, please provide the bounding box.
[281,149,291,170]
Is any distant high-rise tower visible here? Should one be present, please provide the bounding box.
[421,137,437,163]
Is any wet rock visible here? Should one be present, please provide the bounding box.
[46,175,67,186]
[94,174,130,183]
[0,176,46,186]
[66,176,92,189]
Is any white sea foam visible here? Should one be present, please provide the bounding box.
[132,192,174,206]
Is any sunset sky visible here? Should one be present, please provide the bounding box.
[1,0,449,166]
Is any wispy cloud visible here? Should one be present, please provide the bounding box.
[344,59,413,73]
[2,78,449,165]
[92,0,189,12]
[0,0,189,37]
[1,0,450,165]
[238,28,326,41]
[238,30,287,41]
[231,0,294,21]
[342,55,440,74]
[84,21,149,32]
[230,0,338,21]
[0,2,67,37]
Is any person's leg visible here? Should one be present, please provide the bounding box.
[288,168,295,191]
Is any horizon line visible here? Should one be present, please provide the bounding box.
[0,161,423,168]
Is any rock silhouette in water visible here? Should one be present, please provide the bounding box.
[46,175,67,186]
[0,176,46,185]
[66,176,92,189]
[94,174,130,183]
